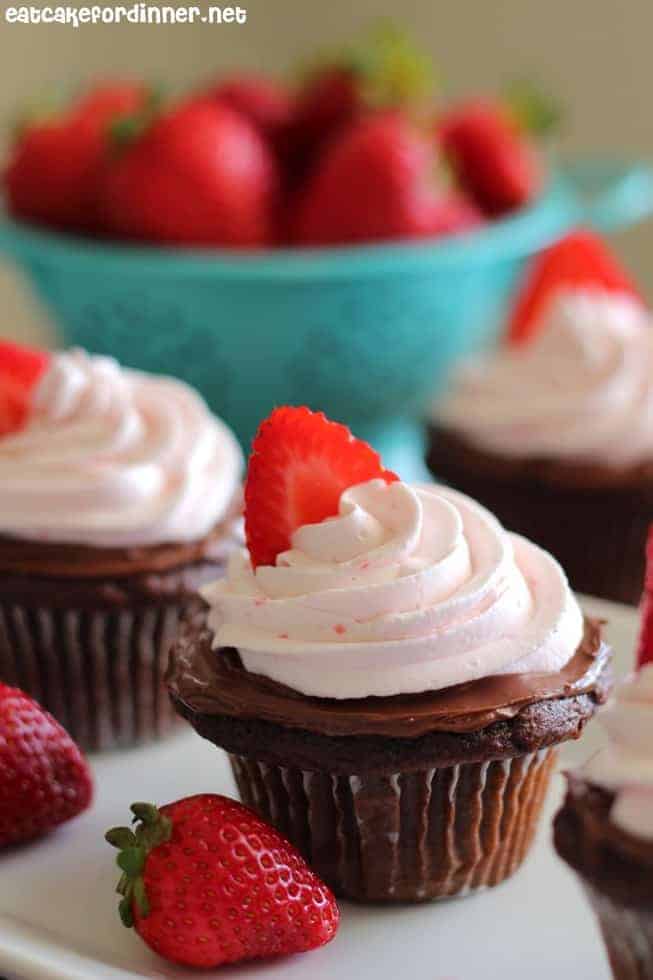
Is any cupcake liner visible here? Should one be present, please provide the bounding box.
[229,747,556,902]
[426,451,650,605]
[0,598,193,751]
[584,882,653,980]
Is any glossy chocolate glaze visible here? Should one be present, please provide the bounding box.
[555,775,653,908]
[167,615,610,738]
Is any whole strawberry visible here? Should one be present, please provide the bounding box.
[206,74,293,145]
[4,81,149,234]
[106,795,339,968]
[0,684,93,848]
[438,98,541,217]
[284,22,434,188]
[100,100,279,247]
[290,112,470,246]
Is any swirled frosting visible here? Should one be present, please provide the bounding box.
[437,289,653,465]
[0,349,243,548]
[202,479,583,698]
[584,665,653,840]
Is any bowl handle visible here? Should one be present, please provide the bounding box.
[561,159,653,232]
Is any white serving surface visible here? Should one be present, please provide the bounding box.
[0,596,635,980]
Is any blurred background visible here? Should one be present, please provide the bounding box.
[1,0,652,345]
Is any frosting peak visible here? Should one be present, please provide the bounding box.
[437,288,653,466]
[0,349,243,548]
[202,480,583,699]
[584,665,653,840]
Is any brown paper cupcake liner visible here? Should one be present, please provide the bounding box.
[584,883,653,980]
[426,452,650,605]
[229,747,556,902]
[0,599,193,751]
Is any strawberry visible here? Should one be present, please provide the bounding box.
[106,795,338,968]
[74,80,151,124]
[0,339,50,437]
[290,112,459,246]
[508,230,644,346]
[637,526,653,669]
[4,82,149,234]
[245,406,398,568]
[206,74,293,143]
[0,684,92,848]
[438,98,541,217]
[100,100,279,247]
[283,23,434,187]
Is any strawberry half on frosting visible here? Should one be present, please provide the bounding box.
[244,406,398,568]
[508,230,645,347]
[0,340,50,437]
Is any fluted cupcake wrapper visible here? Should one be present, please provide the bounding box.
[0,600,191,751]
[584,884,653,980]
[230,747,556,902]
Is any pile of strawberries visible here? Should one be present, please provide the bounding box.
[3,24,555,249]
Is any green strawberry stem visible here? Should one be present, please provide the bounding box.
[105,802,172,928]
[300,19,437,108]
[503,78,563,139]
[108,86,165,151]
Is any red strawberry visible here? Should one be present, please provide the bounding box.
[637,526,653,668]
[0,684,93,848]
[74,80,151,124]
[438,99,541,217]
[0,340,50,437]
[245,406,398,568]
[290,113,458,246]
[4,83,149,234]
[508,230,644,346]
[106,795,339,968]
[100,100,279,247]
[206,75,293,142]
[283,23,434,188]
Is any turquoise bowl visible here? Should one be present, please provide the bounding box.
[1,159,652,477]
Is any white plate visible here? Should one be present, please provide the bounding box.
[0,596,637,980]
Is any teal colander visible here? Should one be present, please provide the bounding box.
[1,158,651,477]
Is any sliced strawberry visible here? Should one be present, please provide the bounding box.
[0,340,50,437]
[0,375,31,437]
[637,526,653,669]
[0,339,50,388]
[508,230,644,346]
[245,406,398,568]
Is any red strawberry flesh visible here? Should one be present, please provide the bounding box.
[508,229,644,346]
[0,340,50,437]
[245,406,398,568]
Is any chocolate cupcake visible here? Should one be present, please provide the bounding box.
[168,406,612,903]
[0,343,243,750]
[555,535,653,980]
[427,231,653,605]
[555,669,653,979]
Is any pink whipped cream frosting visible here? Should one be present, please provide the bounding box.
[437,288,653,465]
[0,348,243,548]
[584,665,653,841]
[202,479,583,699]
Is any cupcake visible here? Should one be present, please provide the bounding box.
[427,230,653,604]
[554,537,653,979]
[168,405,612,903]
[0,341,243,751]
